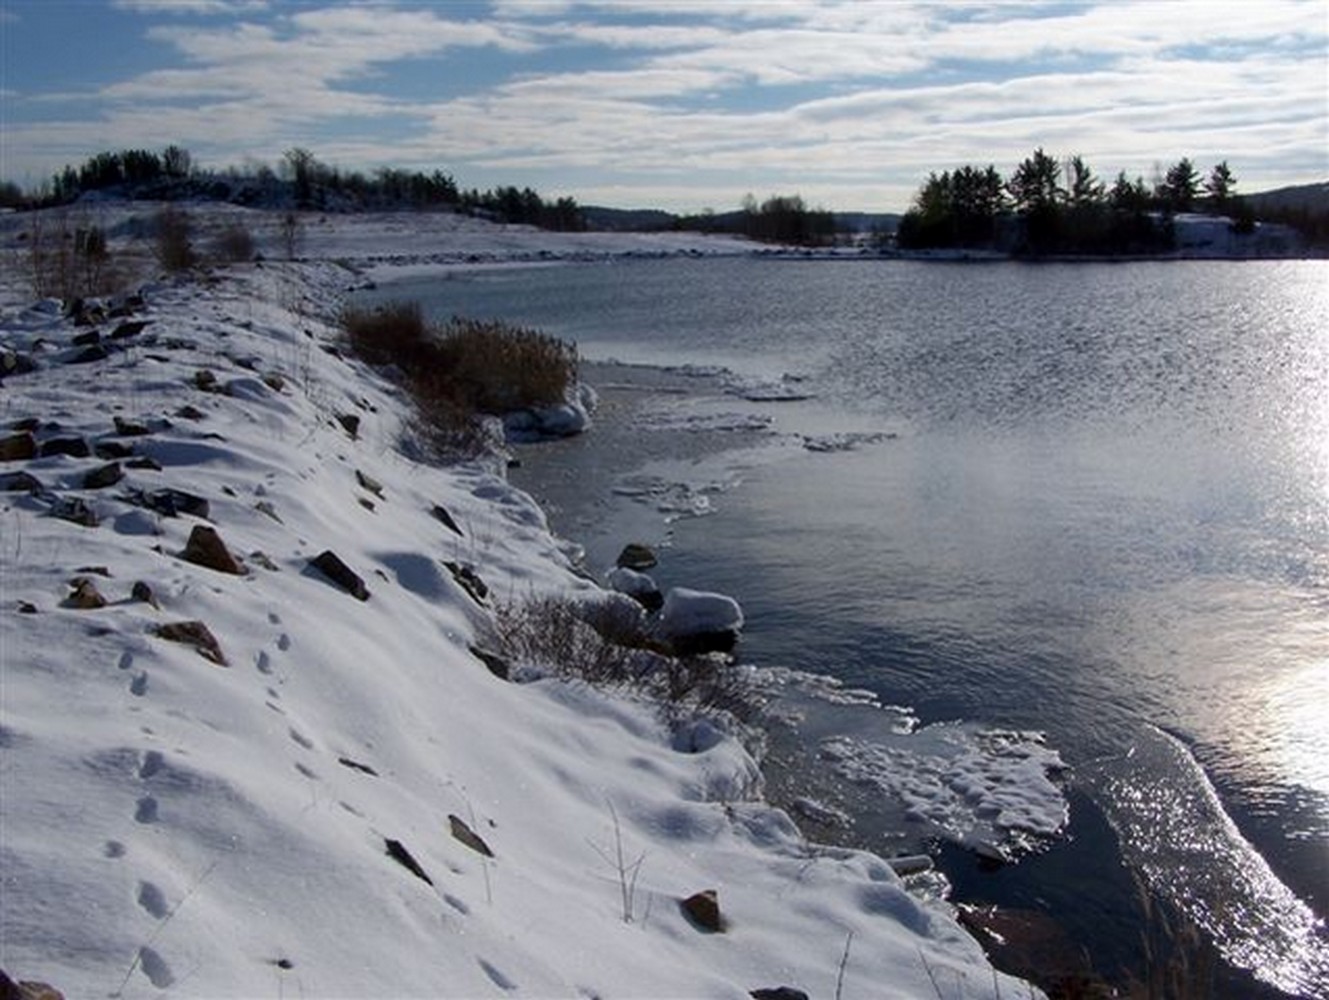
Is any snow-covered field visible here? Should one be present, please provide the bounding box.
[1,204,1036,998]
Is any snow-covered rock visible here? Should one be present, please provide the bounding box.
[606,564,663,610]
[659,586,745,653]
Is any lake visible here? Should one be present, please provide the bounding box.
[366,256,1329,996]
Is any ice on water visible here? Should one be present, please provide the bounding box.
[820,724,1069,860]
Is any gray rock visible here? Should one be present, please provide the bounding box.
[448,814,495,858]
[0,471,41,492]
[39,436,90,459]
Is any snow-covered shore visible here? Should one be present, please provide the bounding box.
[1,205,1036,998]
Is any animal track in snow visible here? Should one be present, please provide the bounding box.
[137,880,170,919]
[129,672,148,697]
[138,750,163,780]
[478,959,517,992]
[443,893,470,915]
[134,795,159,824]
[103,840,126,859]
[256,650,273,674]
[276,633,291,652]
[137,945,175,988]
[118,650,134,671]
[288,727,314,750]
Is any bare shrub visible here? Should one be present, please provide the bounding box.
[279,211,303,260]
[492,595,760,724]
[154,205,196,271]
[23,211,123,300]
[212,223,255,263]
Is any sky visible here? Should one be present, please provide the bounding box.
[1,1,1326,213]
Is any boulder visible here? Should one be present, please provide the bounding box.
[182,525,245,575]
[0,432,36,462]
[336,413,360,438]
[659,587,744,655]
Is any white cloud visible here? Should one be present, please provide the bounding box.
[112,0,269,14]
[3,0,1324,208]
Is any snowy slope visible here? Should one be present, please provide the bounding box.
[0,206,1035,998]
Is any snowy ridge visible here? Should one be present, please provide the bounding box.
[1,210,1035,998]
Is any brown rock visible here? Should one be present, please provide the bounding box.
[113,416,153,437]
[336,413,360,438]
[131,581,160,608]
[0,432,37,462]
[680,889,724,932]
[82,462,124,490]
[154,620,227,665]
[182,525,245,575]
[308,550,369,600]
[64,578,107,610]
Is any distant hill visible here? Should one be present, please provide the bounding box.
[583,205,902,235]
[1244,182,1329,215]
[579,206,678,231]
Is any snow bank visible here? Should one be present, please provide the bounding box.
[0,204,1036,998]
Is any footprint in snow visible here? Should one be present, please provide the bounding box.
[443,893,470,915]
[288,727,314,750]
[134,795,159,824]
[256,650,273,675]
[138,750,163,780]
[137,946,175,988]
[118,650,134,671]
[478,959,517,992]
[268,611,281,625]
[137,880,170,919]
[103,840,126,859]
[276,633,291,652]
[129,672,148,697]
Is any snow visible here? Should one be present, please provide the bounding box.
[0,203,1038,998]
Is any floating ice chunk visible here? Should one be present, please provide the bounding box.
[820,723,1068,860]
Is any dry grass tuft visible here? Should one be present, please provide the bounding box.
[341,301,578,457]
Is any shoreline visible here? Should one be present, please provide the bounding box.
[0,208,1044,998]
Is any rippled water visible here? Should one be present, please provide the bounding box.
[369,258,1329,995]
